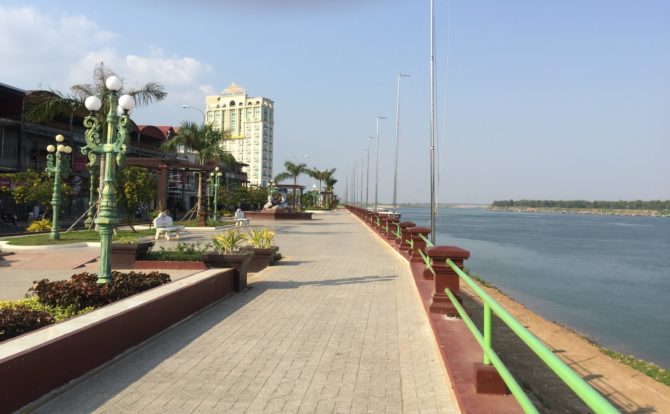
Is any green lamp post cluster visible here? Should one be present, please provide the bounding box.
[45,134,73,240]
[210,166,222,220]
[81,75,135,284]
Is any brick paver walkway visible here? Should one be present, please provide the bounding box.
[32,210,459,413]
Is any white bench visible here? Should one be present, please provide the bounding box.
[153,213,185,240]
[235,218,250,227]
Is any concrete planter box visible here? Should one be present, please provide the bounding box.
[0,269,236,413]
[111,241,154,268]
[244,211,313,220]
[134,260,208,270]
[201,252,253,292]
[241,246,279,273]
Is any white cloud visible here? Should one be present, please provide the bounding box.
[0,5,216,125]
[0,6,116,90]
[126,49,213,87]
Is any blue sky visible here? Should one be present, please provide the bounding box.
[1,1,668,204]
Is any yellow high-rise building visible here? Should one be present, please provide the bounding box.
[205,83,274,186]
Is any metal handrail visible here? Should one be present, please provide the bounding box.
[418,234,435,276]
[445,259,619,414]
[445,289,539,413]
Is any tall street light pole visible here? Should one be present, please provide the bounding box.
[181,104,206,123]
[392,73,410,214]
[374,115,386,212]
[45,134,72,240]
[210,166,222,220]
[359,157,364,208]
[429,0,437,244]
[364,138,373,209]
[82,75,135,284]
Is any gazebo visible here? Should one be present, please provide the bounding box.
[275,183,305,210]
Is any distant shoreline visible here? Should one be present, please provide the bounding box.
[488,206,669,217]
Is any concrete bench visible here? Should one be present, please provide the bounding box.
[153,213,185,240]
[235,218,250,227]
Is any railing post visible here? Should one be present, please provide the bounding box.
[385,217,399,241]
[398,222,415,251]
[408,227,431,263]
[427,246,470,316]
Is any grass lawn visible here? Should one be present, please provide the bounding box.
[0,229,156,246]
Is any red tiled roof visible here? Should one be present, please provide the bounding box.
[137,125,176,140]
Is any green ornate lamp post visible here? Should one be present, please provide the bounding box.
[206,174,214,218]
[81,75,135,284]
[210,166,222,221]
[84,162,98,229]
[45,134,72,240]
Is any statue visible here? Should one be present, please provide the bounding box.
[262,189,289,212]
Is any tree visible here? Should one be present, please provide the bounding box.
[25,63,167,124]
[274,161,308,210]
[116,167,157,222]
[306,167,336,207]
[162,121,232,223]
[0,170,70,218]
[324,175,338,208]
[24,63,167,223]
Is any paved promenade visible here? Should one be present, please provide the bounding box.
[28,210,459,413]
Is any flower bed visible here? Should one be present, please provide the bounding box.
[0,271,170,343]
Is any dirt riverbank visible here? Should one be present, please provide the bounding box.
[489,206,669,217]
[460,284,670,413]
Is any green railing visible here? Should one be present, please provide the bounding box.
[418,234,435,277]
[394,222,401,239]
[442,259,620,414]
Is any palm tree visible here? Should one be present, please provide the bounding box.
[25,62,167,124]
[24,63,167,224]
[306,167,336,207]
[163,121,231,223]
[274,161,308,210]
[324,175,338,208]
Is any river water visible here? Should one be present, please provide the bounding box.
[400,206,670,369]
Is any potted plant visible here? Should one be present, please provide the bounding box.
[111,234,155,268]
[202,229,253,291]
[242,228,279,273]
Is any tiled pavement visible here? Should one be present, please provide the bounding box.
[30,210,460,413]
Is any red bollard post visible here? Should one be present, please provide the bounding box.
[408,227,431,264]
[398,222,415,251]
[427,246,470,316]
[385,217,399,241]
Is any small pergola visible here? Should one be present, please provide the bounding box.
[126,157,217,211]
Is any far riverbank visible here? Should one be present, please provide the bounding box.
[489,206,669,217]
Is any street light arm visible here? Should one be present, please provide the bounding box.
[181,104,206,122]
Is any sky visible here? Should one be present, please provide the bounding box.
[1,0,668,204]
